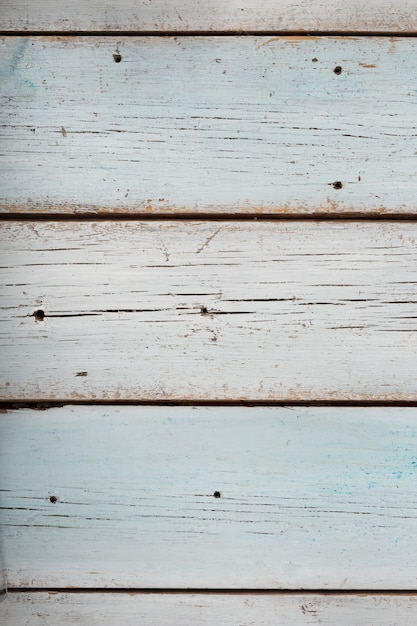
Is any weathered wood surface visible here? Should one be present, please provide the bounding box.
[1,37,417,215]
[1,1,416,33]
[2,406,417,588]
[3,592,417,625]
[1,221,417,401]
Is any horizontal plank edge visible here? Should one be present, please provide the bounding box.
[2,591,417,625]
[1,1,417,33]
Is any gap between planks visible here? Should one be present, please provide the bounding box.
[3,214,417,221]
[4,400,417,410]
[7,588,417,595]
[3,30,417,36]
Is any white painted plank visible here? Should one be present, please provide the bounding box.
[1,36,417,215]
[1,221,417,401]
[1,1,417,33]
[2,406,417,588]
[3,592,417,625]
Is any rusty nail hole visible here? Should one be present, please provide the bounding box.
[333,66,342,75]
[200,306,208,315]
[332,181,343,190]
[76,371,88,377]
[33,309,45,321]
[312,58,318,63]
[213,491,221,499]
[113,53,122,63]
[49,496,58,504]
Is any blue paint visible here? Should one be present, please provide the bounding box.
[98,164,117,171]
[2,37,417,214]
[2,406,417,588]
[7,39,28,74]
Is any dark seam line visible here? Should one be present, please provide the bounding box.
[1,30,417,37]
[2,214,417,222]
[7,587,417,595]
[2,400,417,410]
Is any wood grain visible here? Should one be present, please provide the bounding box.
[1,220,417,401]
[2,406,417,588]
[1,36,417,215]
[3,592,417,625]
[1,1,416,33]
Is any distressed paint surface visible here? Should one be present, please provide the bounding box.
[2,406,417,588]
[3,592,417,625]
[1,221,417,401]
[1,11,417,615]
[1,1,417,32]
[1,37,417,215]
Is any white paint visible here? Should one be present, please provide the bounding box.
[3,592,417,625]
[1,37,417,215]
[1,1,416,32]
[1,406,417,588]
[1,221,417,400]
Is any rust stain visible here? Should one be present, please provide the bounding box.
[255,37,281,50]
[38,36,77,44]
[256,35,326,50]
[280,35,324,44]
[359,63,376,69]
[389,37,397,54]
[61,126,67,137]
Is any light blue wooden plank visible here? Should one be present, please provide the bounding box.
[3,592,417,625]
[1,37,417,214]
[1,0,416,32]
[1,406,417,588]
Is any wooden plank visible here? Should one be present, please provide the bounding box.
[1,1,417,33]
[1,220,417,401]
[2,406,417,588]
[1,36,417,216]
[3,592,417,625]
